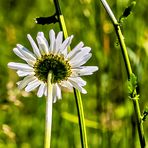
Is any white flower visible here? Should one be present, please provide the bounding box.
[8,29,98,103]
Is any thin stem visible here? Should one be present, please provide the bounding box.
[53,0,68,37]
[74,89,88,148]
[100,0,145,147]
[44,73,53,148]
[100,0,132,77]
[53,0,88,147]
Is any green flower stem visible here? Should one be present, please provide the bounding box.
[100,0,145,147]
[73,89,88,148]
[44,73,53,148]
[53,0,88,147]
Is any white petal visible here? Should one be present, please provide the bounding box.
[66,42,84,60]
[13,48,35,66]
[60,80,73,90]
[72,66,98,76]
[37,82,46,97]
[70,53,92,68]
[26,60,36,66]
[44,84,47,96]
[25,79,41,92]
[66,46,91,62]
[68,77,86,86]
[36,36,49,55]
[53,31,63,54]
[56,84,62,99]
[52,84,62,103]
[38,32,49,49]
[17,70,35,77]
[68,79,87,94]
[27,34,41,58]
[59,35,73,53]
[62,48,68,57]
[37,32,45,39]
[8,62,34,71]
[17,75,36,89]
[13,48,27,61]
[17,44,36,61]
[81,66,99,75]
[81,46,91,53]
[49,29,55,53]
[69,49,90,64]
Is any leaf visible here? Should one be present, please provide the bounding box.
[128,73,138,97]
[119,1,136,24]
[142,107,148,121]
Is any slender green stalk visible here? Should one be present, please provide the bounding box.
[44,73,53,148]
[73,89,88,148]
[100,0,145,147]
[53,0,88,147]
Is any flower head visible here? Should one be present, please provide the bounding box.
[8,30,98,102]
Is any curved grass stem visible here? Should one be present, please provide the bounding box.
[44,73,53,148]
[53,0,88,147]
[74,89,88,148]
[100,0,145,147]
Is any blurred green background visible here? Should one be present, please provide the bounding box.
[0,0,148,147]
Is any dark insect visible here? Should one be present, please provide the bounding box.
[35,14,58,25]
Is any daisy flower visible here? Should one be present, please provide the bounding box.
[8,29,98,102]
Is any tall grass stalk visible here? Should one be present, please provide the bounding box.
[53,0,88,147]
[100,0,146,147]
[44,73,53,148]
